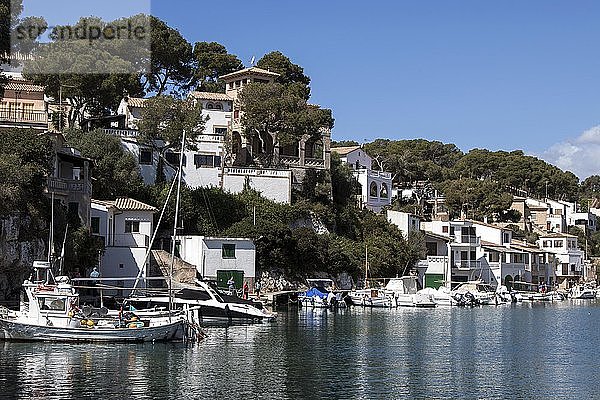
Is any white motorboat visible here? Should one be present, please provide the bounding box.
[450,280,497,306]
[348,288,394,308]
[298,279,347,309]
[570,284,596,299]
[0,262,186,342]
[417,287,453,306]
[126,279,276,324]
[384,276,436,308]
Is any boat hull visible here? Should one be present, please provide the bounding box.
[0,318,185,343]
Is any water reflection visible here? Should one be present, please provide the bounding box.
[1,301,600,399]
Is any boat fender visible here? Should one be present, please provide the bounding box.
[86,320,95,327]
[128,321,144,328]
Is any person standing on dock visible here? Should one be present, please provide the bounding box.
[227,276,236,295]
[243,281,249,299]
[255,280,261,298]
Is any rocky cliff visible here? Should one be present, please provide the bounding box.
[0,215,46,301]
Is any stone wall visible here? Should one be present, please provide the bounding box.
[0,215,46,301]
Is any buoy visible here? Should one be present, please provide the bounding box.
[80,319,87,326]
[87,320,94,327]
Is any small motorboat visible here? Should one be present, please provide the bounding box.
[348,288,394,308]
[450,280,496,306]
[298,279,346,309]
[384,276,436,308]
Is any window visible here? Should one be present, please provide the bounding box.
[119,263,124,269]
[513,253,525,263]
[194,154,221,168]
[213,103,223,110]
[125,220,140,233]
[553,240,563,248]
[222,243,236,259]
[228,82,233,89]
[214,127,227,135]
[380,183,389,198]
[139,149,152,164]
[165,151,181,165]
[488,252,500,262]
[542,240,551,247]
[503,232,510,244]
[235,80,241,88]
[206,103,214,110]
[369,182,378,197]
[426,242,437,256]
[234,110,240,119]
[91,217,100,234]
[442,226,449,233]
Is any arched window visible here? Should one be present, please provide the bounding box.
[380,183,389,198]
[214,103,223,110]
[370,182,378,198]
[206,103,214,110]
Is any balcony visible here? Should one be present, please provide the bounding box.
[224,167,291,178]
[279,155,301,166]
[0,109,48,128]
[450,235,480,246]
[455,260,481,270]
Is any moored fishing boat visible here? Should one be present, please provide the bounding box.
[0,262,187,342]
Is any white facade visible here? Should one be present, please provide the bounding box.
[90,198,156,288]
[420,220,554,288]
[110,96,294,204]
[334,146,372,170]
[176,236,256,281]
[538,233,585,283]
[355,169,392,212]
[387,210,420,236]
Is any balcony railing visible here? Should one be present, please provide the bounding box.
[224,167,291,178]
[456,260,481,270]
[455,235,480,245]
[0,109,48,125]
[305,157,325,168]
[103,128,140,138]
[96,233,149,248]
[47,177,92,195]
[279,155,301,166]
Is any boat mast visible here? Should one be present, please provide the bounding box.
[168,129,186,321]
[364,244,368,289]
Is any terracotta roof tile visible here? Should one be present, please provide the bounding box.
[126,97,147,108]
[4,79,44,92]
[220,67,280,81]
[190,91,233,101]
[331,146,361,156]
[93,197,156,212]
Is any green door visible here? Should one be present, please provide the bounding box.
[217,270,245,291]
[425,273,444,289]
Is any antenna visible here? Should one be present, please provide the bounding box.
[250,55,256,66]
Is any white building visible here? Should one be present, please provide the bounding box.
[387,210,420,237]
[538,233,585,286]
[91,198,157,289]
[420,219,554,289]
[331,146,392,212]
[176,235,256,287]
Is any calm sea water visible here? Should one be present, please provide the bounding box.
[1,300,600,399]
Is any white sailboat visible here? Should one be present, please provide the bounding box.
[348,245,394,308]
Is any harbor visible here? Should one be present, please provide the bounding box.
[1,301,600,399]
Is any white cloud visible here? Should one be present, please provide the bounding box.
[540,125,600,180]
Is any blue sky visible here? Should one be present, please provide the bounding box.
[21,1,600,178]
